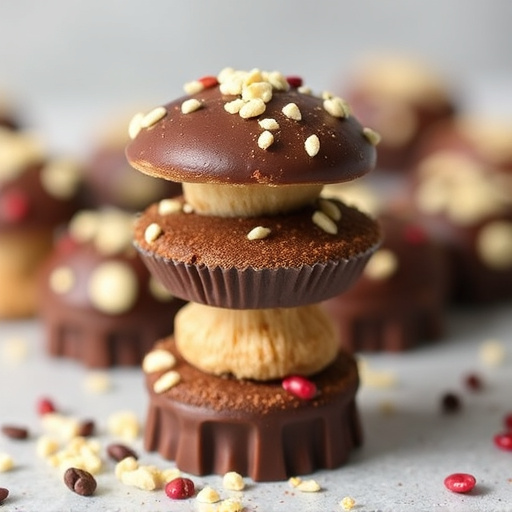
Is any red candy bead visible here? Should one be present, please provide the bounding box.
[165,477,195,500]
[504,413,512,431]
[443,473,476,493]
[198,76,218,89]
[0,189,30,222]
[282,376,317,400]
[37,397,56,416]
[403,224,427,245]
[494,432,512,451]
[286,76,303,88]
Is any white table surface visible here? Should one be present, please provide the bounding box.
[1,301,512,512]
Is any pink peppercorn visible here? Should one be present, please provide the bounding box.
[504,413,512,431]
[37,397,56,416]
[282,376,317,400]
[198,76,218,89]
[165,477,195,500]
[494,432,512,451]
[444,473,476,493]
[286,76,303,88]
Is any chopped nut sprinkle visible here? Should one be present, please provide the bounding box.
[196,485,221,504]
[158,198,182,215]
[144,222,163,244]
[49,266,75,295]
[247,226,271,240]
[182,203,194,214]
[296,479,321,492]
[140,106,167,129]
[222,471,245,491]
[340,496,356,510]
[128,112,144,139]
[288,476,302,488]
[224,98,245,114]
[318,198,342,221]
[181,98,202,114]
[282,102,302,120]
[298,85,312,95]
[323,97,350,118]
[363,126,381,145]
[142,349,176,374]
[257,130,274,150]
[312,210,338,234]
[218,498,244,512]
[363,249,398,280]
[258,118,280,130]
[239,98,266,119]
[242,81,273,103]
[183,80,203,95]
[153,371,181,394]
[305,134,320,157]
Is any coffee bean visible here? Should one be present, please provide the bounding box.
[63,467,97,496]
[77,419,95,437]
[0,487,9,503]
[1,424,29,439]
[106,443,138,462]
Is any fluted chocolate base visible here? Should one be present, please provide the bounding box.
[144,337,362,481]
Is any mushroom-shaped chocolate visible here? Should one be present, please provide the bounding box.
[126,68,381,481]
[38,209,185,367]
[0,128,82,318]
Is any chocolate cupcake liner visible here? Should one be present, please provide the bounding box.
[137,244,377,309]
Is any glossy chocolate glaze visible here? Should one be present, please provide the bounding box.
[144,338,362,481]
[126,86,377,185]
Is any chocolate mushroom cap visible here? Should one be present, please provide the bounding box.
[126,85,377,185]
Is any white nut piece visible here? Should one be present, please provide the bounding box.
[296,479,321,492]
[218,498,244,512]
[142,349,176,374]
[49,266,75,295]
[363,126,381,146]
[0,453,14,472]
[40,158,81,200]
[121,466,159,491]
[128,112,144,139]
[305,134,320,157]
[363,249,398,280]
[247,226,271,240]
[181,98,203,114]
[323,96,350,118]
[222,471,245,491]
[318,198,342,221]
[258,118,280,130]
[312,210,338,234]
[140,106,167,128]
[107,411,140,441]
[158,198,182,215]
[153,370,181,394]
[196,485,221,504]
[144,222,163,243]
[257,130,274,150]
[239,98,266,119]
[87,261,138,315]
[224,99,245,114]
[282,102,302,121]
[115,456,139,480]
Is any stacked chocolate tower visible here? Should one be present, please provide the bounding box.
[126,68,381,481]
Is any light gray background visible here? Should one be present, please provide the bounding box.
[1,0,512,141]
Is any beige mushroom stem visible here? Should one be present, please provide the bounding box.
[174,302,339,380]
[182,182,323,217]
